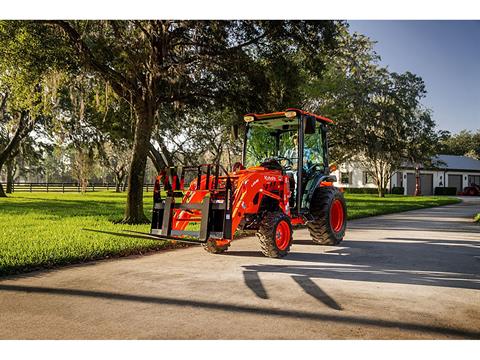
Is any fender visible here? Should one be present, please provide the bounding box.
[302,173,337,211]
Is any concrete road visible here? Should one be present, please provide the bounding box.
[1,198,479,339]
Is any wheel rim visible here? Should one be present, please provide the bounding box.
[329,199,344,233]
[275,220,291,250]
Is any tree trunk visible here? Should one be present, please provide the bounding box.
[6,159,14,194]
[115,171,125,193]
[374,166,385,198]
[115,180,121,193]
[378,185,385,198]
[122,101,155,224]
[0,181,6,197]
[414,166,421,196]
[148,142,167,173]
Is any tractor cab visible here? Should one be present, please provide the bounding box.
[242,108,336,216]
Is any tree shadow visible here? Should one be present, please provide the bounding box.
[0,283,477,338]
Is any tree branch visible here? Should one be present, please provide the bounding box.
[45,20,133,96]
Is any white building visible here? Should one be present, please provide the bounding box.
[332,161,378,190]
[332,155,480,195]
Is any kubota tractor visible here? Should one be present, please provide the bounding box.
[150,108,347,258]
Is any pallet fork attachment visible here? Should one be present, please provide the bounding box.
[150,164,233,244]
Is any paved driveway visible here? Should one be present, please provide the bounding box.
[0,198,479,339]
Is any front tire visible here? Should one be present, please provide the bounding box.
[307,187,347,245]
[257,211,293,258]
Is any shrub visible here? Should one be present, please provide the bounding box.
[343,187,382,194]
[434,187,457,196]
[391,187,405,195]
[474,213,480,223]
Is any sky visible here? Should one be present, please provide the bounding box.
[348,20,480,134]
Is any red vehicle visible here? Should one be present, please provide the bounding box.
[460,184,480,196]
[150,108,347,258]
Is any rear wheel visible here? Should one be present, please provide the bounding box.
[307,187,347,245]
[203,238,231,254]
[257,211,293,258]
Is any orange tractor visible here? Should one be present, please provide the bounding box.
[150,108,347,257]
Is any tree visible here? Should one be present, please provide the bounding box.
[441,129,480,159]
[100,139,131,192]
[0,21,71,197]
[305,25,444,197]
[43,20,339,223]
[404,110,448,195]
[0,88,43,197]
[69,146,96,192]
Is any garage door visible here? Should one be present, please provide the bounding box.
[420,174,433,195]
[406,173,415,195]
[406,173,433,195]
[448,174,462,194]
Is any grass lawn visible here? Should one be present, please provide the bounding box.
[0,192,460,276]
[345,193,460,220]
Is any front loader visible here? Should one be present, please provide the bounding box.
[150,108,347,258]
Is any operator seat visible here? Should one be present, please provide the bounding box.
[260,158,283,171]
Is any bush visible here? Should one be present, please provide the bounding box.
[343,187,382,194]
[391,187,405,195]
[474,213,480,223]
[434,187,457,196]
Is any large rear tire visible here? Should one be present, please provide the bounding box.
[203,238,231,254]
[307,187,347,245]
[257,211,293,258]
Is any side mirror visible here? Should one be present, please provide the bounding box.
[304,116,316,134]
[231,124,239,140]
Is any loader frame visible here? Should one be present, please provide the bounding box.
[150,164,234,243]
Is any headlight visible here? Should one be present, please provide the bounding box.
[285,111,297,119]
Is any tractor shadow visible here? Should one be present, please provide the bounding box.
[230,236,480,308]
[243,268,343,310]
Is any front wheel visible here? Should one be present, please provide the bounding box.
[257,211,293,258]
[307,187,347,245]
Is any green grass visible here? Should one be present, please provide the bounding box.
[344,193,461,220]
[474,213,480,223]
[0,192,460,276]
[0,192,174,276]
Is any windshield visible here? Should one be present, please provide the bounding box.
[244,120,325,170]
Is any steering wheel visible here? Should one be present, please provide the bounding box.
[304,163,318,174]
[272,156,294,170]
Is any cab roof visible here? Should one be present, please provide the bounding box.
[244,108,334,124]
